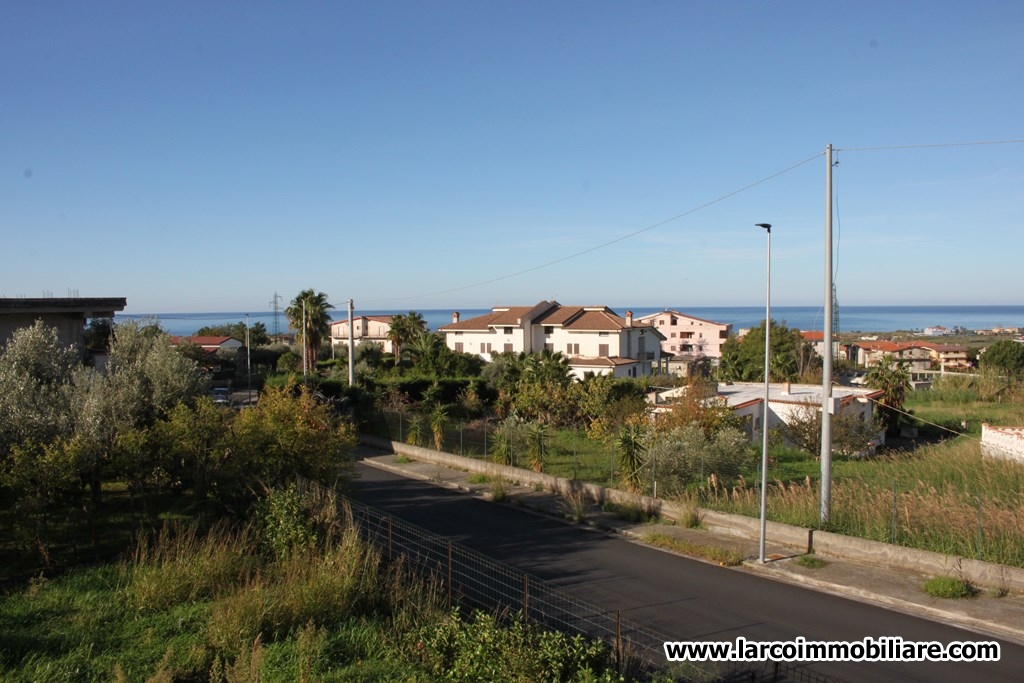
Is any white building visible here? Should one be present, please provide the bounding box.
[439,301,664,379]
[330,315,396,354]
[652,382,884,449]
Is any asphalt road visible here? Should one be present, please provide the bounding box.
[349,462,1024,682]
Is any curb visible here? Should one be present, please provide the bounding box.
[749,562,1024,648]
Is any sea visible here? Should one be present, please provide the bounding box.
[120,305,1024,338]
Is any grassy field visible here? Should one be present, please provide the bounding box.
[0,492,625,683]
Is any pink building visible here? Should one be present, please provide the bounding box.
[634,310,732,361]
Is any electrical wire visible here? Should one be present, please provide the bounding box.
[860,391,1021,460]
[400,151,825,301]
[836,139,1024,152]
[368,136,1022,306]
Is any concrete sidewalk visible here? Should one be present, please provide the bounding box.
[358,449,1024,648]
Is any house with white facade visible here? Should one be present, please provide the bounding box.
[439,301,664,379]
[330,315,396,354]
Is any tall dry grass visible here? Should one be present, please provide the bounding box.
[123,490,447,665]
[702,439,1024,567]
[126,520,259,611]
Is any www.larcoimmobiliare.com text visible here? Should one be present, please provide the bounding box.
[664,636,1000,663]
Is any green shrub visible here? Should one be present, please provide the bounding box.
[795,554,829,569]
[255,486,316,560]
[922,575,976,599]
[411,608,617,683]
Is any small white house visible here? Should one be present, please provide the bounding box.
[652,382,884,448]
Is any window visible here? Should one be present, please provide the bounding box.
[598,344,609,357]
[566,343,579,355]
[670,332,676,338]
[454,342,463,352]
[670,317,677,325]
[544,326,554,335]
[504,343,513,353]
[503,327,513,335]
[544,343,553,351]
[481,343,492,353]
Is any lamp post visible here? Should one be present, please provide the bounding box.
[756,222,772,563]
[245,313,252,404]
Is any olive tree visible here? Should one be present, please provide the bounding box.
[0,321,78,455]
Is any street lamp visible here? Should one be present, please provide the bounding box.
[245,313,252,404]
[756,222,772,563]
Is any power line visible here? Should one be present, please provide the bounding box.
[861,391,1023,460]
[404,151,825,301]
[837,138,1024,152]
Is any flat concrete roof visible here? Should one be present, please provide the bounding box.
[0,297,127,316]
[658,382,883,408]
[717,382,883,407]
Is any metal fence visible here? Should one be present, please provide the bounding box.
[341,495,843,682]
[378,411,620,485]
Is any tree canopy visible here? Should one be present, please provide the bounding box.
[979,339,1024,376]
[718,320,814,382]
[194,320,270,347]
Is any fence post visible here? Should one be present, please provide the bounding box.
[573,431,578,480]
[460,421,464,456]
[387,516,393,559]
[523,574,529,623]
[890,479,897,545]
[976,493,983,560]
[448,541,453,605]
[615,609,622,673]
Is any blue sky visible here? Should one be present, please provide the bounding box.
[3,1,1022,314]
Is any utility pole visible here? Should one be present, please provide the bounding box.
[820,144,834,524]
[348,298,355,386]
[269,292,282,337]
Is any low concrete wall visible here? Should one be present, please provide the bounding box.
[360,436,1024,593]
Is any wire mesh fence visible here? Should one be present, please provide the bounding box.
[341,495,844,682]
[378,411,620,485]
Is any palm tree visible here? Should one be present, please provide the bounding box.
[285,290,334,375]
[387,311,427,365]
[866,354,911,434]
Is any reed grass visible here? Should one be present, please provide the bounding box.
[701,439,1024,567]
